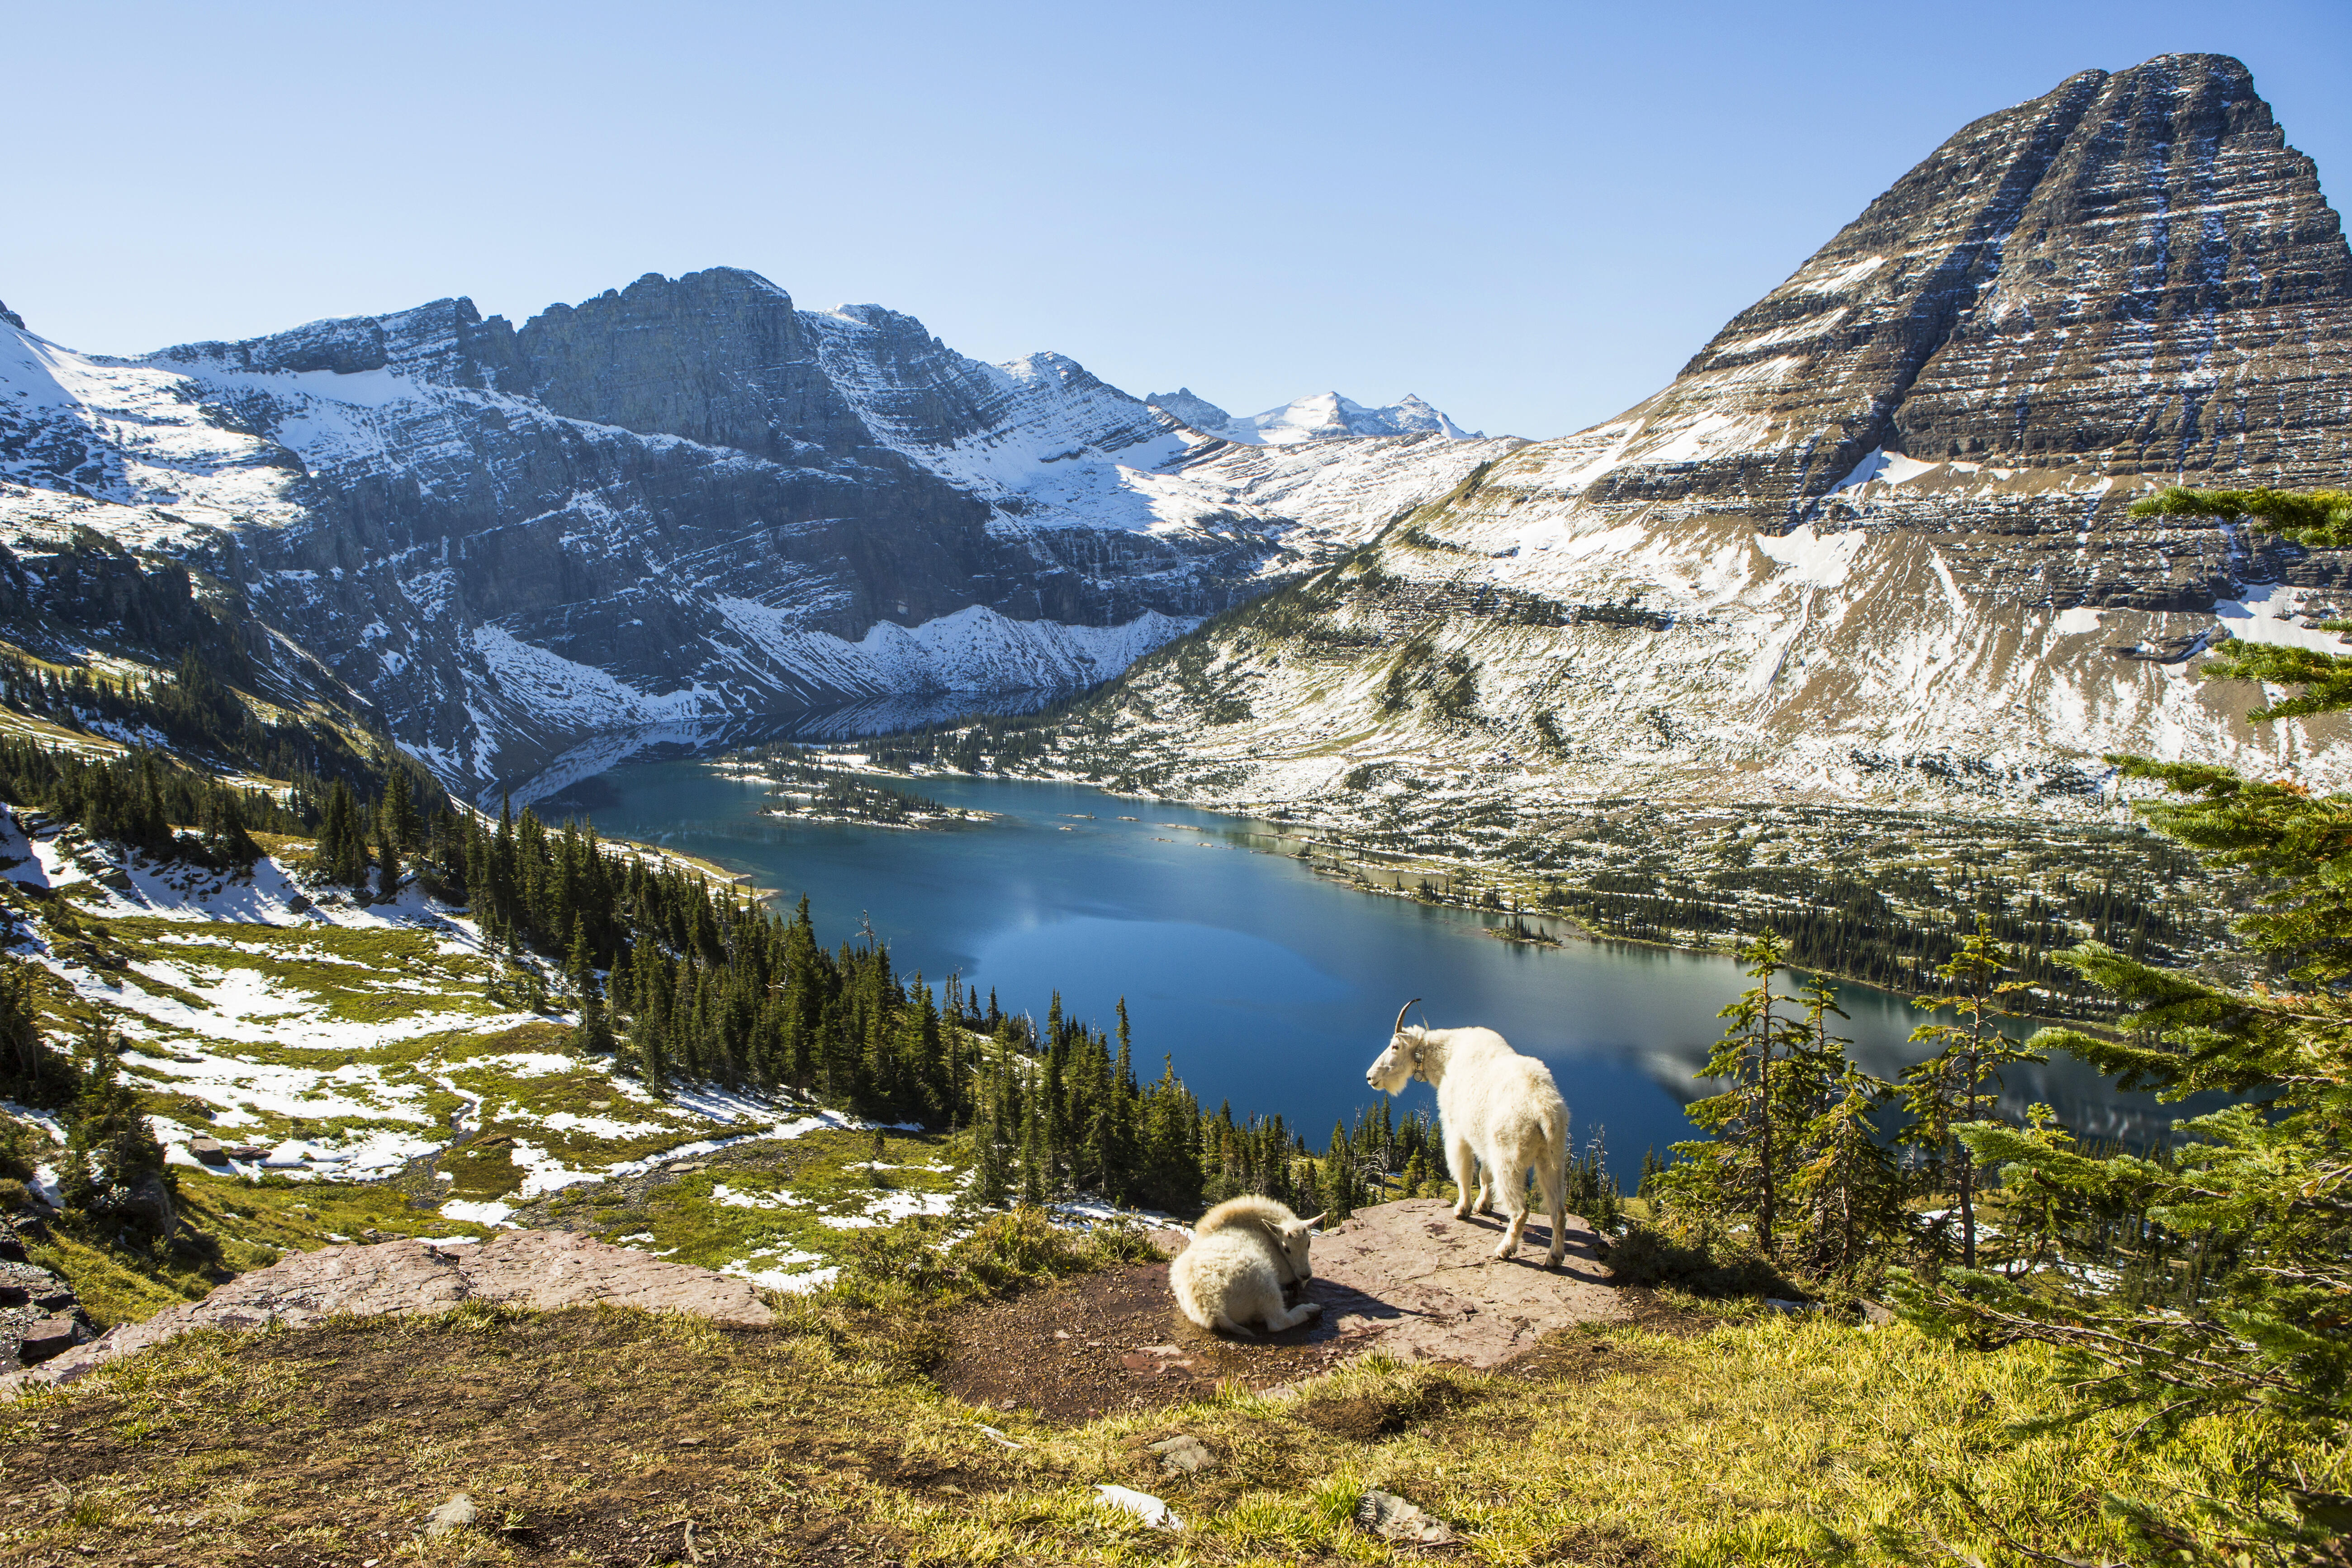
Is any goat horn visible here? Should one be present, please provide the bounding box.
[1393,998,1421,1035]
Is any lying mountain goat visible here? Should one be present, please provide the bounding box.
[1171,1197,1325,1336]
[1365,1000,1570,1265]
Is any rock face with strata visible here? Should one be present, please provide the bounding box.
[1604,55,2352,527]
[0,1230,773,1397]
[1052,53,2352,824]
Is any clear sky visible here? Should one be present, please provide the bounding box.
[6,0,2346,439]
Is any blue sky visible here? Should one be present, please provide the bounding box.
[7,1,2346,438]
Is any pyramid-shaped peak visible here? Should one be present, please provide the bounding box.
[1555,51,2350,526]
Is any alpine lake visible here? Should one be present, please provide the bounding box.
[552,753,2195,1187]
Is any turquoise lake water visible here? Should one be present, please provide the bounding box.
[573,759,2184,1184]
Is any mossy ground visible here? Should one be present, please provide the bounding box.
[1,1278,2328,1567]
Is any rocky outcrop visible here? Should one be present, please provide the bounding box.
[1049,53,2352,822]
[1,1229,776,1397]
[1,1228,97,1372]
[1300,1199,1624,1367]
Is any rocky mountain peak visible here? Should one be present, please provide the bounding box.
[1057,52,2352,829]
[1145,387,1233,431]
[0,302,23,332]
[1148,389,1484,445]
[1579,52,2351,528]
[512,266,873,459]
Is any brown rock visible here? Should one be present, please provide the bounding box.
[2,1229,773,1397]
[1300,1199,1626,1368]
[1148,1434,1215,1475]
[17,1316,77,1366]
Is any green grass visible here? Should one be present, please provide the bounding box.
[5,1277,2333,1566]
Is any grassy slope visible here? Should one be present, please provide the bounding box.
[4,826,971,1322]
[2,1287,2327,1567]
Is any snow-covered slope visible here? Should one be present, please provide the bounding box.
[0,271,1498,800]
[1053,53,2352,825]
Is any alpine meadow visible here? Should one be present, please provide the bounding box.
[4,27,2352,1568]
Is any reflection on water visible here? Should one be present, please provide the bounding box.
[578,760,2212,1184]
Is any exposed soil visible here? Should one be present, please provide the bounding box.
[934,1258,1373,1423]
[3,1310,916,1567]
[930,1252,1725,1427]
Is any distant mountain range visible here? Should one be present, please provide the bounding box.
[0,275,1499,799]
[1145,389,1485,445]
[3,50,2348,824]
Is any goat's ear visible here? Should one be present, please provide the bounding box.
[1301,1213,1327,1229]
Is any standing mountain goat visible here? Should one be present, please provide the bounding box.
[1365,1000,1570,1265]
[1171,1198,1325,1336]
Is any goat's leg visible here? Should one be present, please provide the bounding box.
[1494,1151,1530,1259]
[1446,1134,1479,1219]
[1210,1312,1261,1339]
[1262,1299,1323,1333]
[1539,1133,1569,1267]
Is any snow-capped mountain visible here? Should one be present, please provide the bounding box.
[1056,53,2352,824]
[0,271,1506,798]
[1147,388,1484,444]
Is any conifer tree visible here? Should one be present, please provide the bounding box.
[1896,485,2352,1551]
[1666,930,1811,1253]
[568,918,614,1055]
[0,958,69,1108]
[60,1022,167,1226]
[1898,918,2041,1270]
[380,767,417,854]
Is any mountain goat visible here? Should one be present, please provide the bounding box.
[1365,1000,1570,1265]
[1171,1197,1324,1336]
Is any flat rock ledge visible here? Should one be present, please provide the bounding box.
[1297,1198,1628,1367]
[1,1229,773,1398]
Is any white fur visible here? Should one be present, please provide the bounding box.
[1365,1021,1570,1265]
[1171,1199,1324,1337]
[1191,1194,1323,1290]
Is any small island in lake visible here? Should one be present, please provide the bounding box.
[716,743,993,830]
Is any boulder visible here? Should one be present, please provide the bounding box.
[1,1255,92,1368]
[2,1229,774,1396]
[117,1170,177,1236]
[1355,1489,1455,1545]
[16,1317,80,1366]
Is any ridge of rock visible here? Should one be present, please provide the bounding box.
[0,1230,774,1398]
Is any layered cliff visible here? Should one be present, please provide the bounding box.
[0,270,1503,796]
[1044,53,2352,824]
